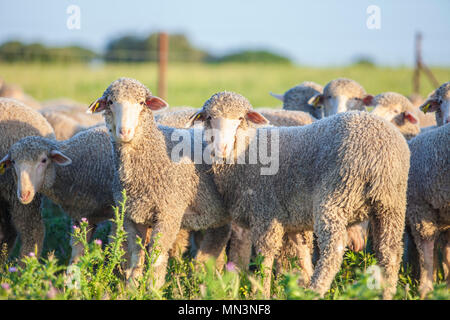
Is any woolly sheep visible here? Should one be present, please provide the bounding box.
[308,78,373,117]
[370,92,421,140]
[39,99,105,140]
[0,79,42,110]
[0,126,115,263]
[270,81,324,119]
[406,123,449,298]
[87,78,231,287]
[188,91,410,299]
[0,98,55,258]
[419,82,450,127]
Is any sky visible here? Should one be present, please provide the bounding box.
[0,0,449,66]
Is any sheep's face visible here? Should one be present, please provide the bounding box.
[87,81,168,143]
[0,140,72,205]
[187,110,268,159]
[421,85,450,126]
[309,79,373,116]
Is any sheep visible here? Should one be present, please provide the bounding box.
[369,92,421,140]
[406,123,449,298]
[0,126,115,263]
[187,91,410,299]
[0,79,42,110]
[86,78,231,288]
[408,94,437,128]
[0,97,55,258]
[419,82,450,127]
[155,106,316,274]
[270,81,324,119]
[39,99,105,140]
[308,78,373,117]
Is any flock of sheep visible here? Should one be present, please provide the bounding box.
[0,76,448,299]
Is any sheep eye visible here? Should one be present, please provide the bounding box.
[140,101,146,106]
[207,116,212,121]
[42,158,47,164]
[107,100,113,106]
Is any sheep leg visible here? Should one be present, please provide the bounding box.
[309,215,347,297]
[0,206,17,258]
[11,199,44,259]
[251,218,284,298]
[369,209,404,300]
[124,217,148,285]
[169,228,191,259]
[286,231,314,286]
[147,214,183,289]
[228,223,252,270]
[442,230,450,287]
[196,224,231,270]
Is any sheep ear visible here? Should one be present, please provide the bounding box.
[87,98,107,114]
[145,96,169,111]
[246,111,269,125]
[404,111,418,124]
[420,99,440,113]
[50,150,72,166]
[0,154,12,175]
[185,110,206,128]
[269,92,284,102]
[362,95,374,106]
[308,94,324,107]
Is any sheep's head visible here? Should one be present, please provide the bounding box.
[186,91,268,159]
[370,92,419,125]
[420,82,450,126]
[87,78,168,143]
[308,78,373,116]
[0,137,72,205]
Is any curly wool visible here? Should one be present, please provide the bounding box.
[0,98,55,257]
[282,81,324,119]
[200,92,410,299]
[372,92,421,140]
[100,78,230,286]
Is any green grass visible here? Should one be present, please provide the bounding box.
[1,191,448,300]
[1,62,450,108]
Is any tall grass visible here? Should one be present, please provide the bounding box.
[0,191,448,300]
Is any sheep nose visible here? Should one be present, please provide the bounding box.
[119,128,132,136]
[20,190,31,202]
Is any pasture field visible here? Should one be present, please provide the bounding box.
[0,63,449,300]
[1,62,450,107]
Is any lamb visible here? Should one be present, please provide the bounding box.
[308,78,373,117]
[86,78,231,287]
[0,79,42,110]
[187,91,410,299]
[0,97,55,258]
[408,93,437,128]
[0,126,115,263]
[270,81,324,119]
[39,99,105,140]
[369,92,421,140]
[419,82,450,127]
[406,123,449,298]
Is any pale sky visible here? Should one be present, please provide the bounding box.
[1,0,449,66]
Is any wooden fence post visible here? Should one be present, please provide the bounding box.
[158,32,168,100]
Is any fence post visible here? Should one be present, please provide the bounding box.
[158,32,168,101]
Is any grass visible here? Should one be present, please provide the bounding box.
[1,62,450,108]
[0,191,448,300]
